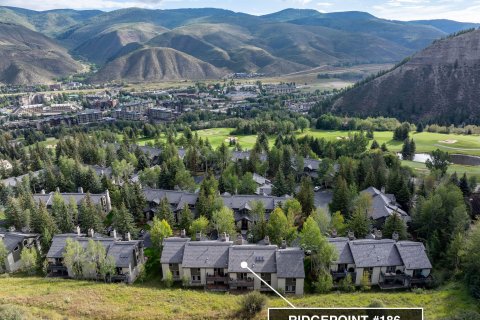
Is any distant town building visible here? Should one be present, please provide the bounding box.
[76,109,103,124]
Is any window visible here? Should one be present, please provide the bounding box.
[386,266,396,273]
[191,268,201,282]
[338,264,347,273]
[261,273,271,287]
[238,273,248,280]
[285,278,296,293]
[170,264,180,278]
[413,269,423,278]
[13,246,19,252]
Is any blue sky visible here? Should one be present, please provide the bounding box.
[1,0,480,22]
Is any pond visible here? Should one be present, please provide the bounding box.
[397,153,480,166]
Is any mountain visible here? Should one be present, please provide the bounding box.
[332,29,480,125]
[409,19,479,34]
[90,47,225,83]
[0,6,102,36]
[0,22,83,85]
[73,23,169,64]
[0,6,478,84]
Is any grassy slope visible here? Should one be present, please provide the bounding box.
[0,277,477,320]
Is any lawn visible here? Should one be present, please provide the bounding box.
[185,128,480,157]
[0,277,477,320]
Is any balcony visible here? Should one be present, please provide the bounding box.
[229,278,254,290]
[206,274,229,284]
[331,271,356,282]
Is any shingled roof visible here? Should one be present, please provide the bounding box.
[108,241,142,268]
[228,245,277,273]
[161,237,190,264]
[349,239,403,268]
[328,237,354,264]
[275,248,305,278]
[396,241,432,270]
[182,241,232,268]
[47,234,84,258]
[33,191,109,207]
[0,232,39,252]
[361,187,409,222]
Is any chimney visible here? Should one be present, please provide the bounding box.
[263,236,270,245]
[40,189,46,195]
[76,226,81,236]
[280,239,287,249]
[235,234,244,245]
[112,229,117,240]
[348,231,355,241]
[331,229,337,238]
[127,232,131,241]
[78,187,84,193]
[89,229,94,238]
[196,232,202,241]
[392,231,399,242]
[180,229,186,238]
[220,232,229,242]
[375,229,383,240]
[381,186,386,194]
[8,226,15,232]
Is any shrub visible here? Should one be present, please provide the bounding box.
[163,270,174,288]
[181,275,190,288]
[368,299,385,308]
[20,247,38,275]
[339,274,355,292]
[238,291,267,317]
[314,272,333,293]
[0,305,25,320]
[360,272,371,291]
[441,311,480,320]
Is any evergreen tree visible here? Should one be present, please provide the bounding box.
[370,140,380,150]
[296,176,314,217]
[52,192,74,233]
[250,201,267,242]
[459,173,471,196]
[157,197,175,226]
[33,201,58,248]
[178,203,194,233]
[329,177,353,217]
[347,210,371,239]
[111,203,136,237]
[383,213,407,240]
[78,194,104,233]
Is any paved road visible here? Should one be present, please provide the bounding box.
[314,190,333,210]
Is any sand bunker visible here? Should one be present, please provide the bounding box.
[439,139,457,144]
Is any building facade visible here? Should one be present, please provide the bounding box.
[161,235,305,295]
[328,236,432,289]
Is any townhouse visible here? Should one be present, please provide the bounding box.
[0,231,41,273]
[361,187,410,225]
[143,188,289,231]
[161,234,305,294]
[46,229,145,283]
[328,234,432,289]
[33,189,112,213]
